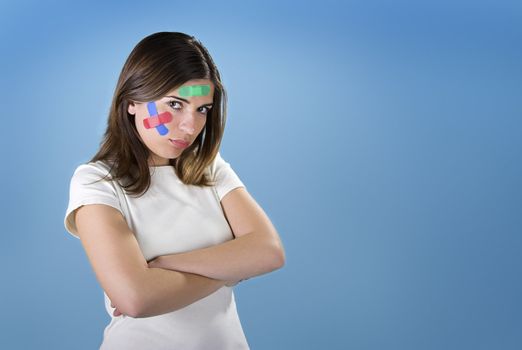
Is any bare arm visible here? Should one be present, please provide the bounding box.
[134,267,227,318]
[149,187,286,281]
[75,204,228,319]
[149,231,281,282]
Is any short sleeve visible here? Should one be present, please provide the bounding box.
[64,163,123,239]
[211,152,246,201]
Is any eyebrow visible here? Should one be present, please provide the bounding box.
[166,95,213,107]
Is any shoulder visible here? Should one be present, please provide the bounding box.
[65,160,123,238]
[72,159,113,175]
[206,151,246,201]
[67,160,121,196]
[70,160,115,182]
[207,151,234,178]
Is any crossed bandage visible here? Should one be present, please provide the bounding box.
[143,102,173,136]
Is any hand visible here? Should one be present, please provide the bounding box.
[225,279,241,287]
[147,256,162,268]
[226,277,250,287]
[110,301,124,317]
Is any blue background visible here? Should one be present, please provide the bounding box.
[1,0,520,349]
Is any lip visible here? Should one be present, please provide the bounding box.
[169,139,190,149]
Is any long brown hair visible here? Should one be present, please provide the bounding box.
[90,32,226,197]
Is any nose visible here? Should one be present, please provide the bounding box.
[178,111,197,135]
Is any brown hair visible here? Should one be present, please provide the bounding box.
[89,32,226,197]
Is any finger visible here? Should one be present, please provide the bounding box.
[113,308,122,317]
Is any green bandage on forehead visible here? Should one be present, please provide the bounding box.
[178,84,211,97]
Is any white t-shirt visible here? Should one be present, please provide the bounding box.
[64,152,250,350]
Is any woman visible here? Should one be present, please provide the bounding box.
[64,31,285,350]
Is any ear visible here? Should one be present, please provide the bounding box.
[127,101,136,115]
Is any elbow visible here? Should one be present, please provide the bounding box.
[130,307,147,319]
[127,293,145,318]
[110,293,142,319]
[115,281,148,318]
[275,249,286,269]
[127,283,158,319]
[269,242,286,270]
[126,295,150,319]
[129,282,182,319]
[105,269,152,318]
[125,305,142,319]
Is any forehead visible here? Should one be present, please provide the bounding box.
[166,79,214,97]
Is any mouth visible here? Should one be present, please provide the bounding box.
[169,139,190,149]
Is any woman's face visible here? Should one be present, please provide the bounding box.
[128,79,215,166]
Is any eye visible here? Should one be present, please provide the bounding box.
[198,106,212,115]
[168,101,182,110]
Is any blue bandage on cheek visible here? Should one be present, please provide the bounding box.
[147,101,158,116]
[146,101,169,136]
[156,124,168,135]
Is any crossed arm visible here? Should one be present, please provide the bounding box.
[149,223,284,282]
[110,187,285,317]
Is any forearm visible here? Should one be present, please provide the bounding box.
[133,267,226,318]
[151,232,284,282]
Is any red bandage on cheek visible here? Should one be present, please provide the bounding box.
[143,111,173,129]
[143,101,173,136]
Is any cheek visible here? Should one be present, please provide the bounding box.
[142,111,173,136]
[197,116,208,129]
[134,120,149,143]
[134,114,155,142]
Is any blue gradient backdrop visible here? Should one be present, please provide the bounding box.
[1,0,520,349]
